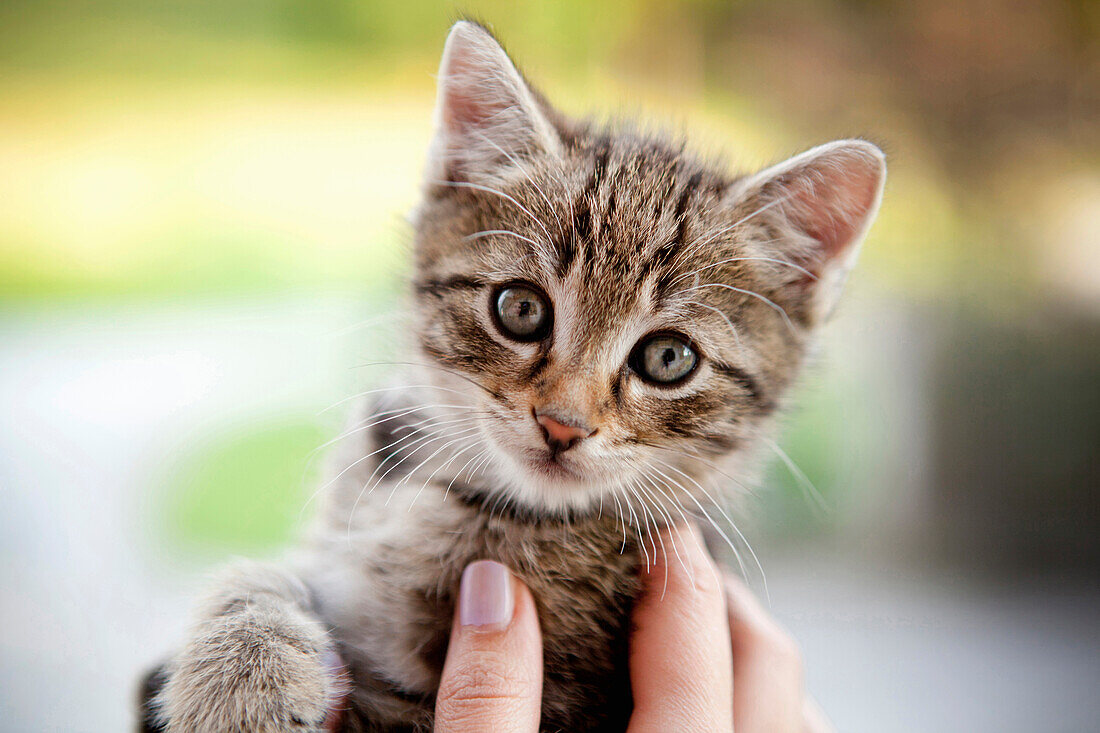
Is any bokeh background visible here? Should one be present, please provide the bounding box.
[1,1,1097,731]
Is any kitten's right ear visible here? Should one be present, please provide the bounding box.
[728,140,886,325]
[426,21,561,186]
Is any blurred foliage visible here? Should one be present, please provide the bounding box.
[3,0,1095,304]
[2,1,1096,556]
[160,417,326,555]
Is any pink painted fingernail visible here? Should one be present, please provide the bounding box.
[459,560,514,630]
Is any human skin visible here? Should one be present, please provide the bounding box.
[328,524,833,732]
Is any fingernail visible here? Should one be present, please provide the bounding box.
[459,560,514,630]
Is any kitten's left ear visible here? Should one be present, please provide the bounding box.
[425,21,561,186]
[730,139,886,324]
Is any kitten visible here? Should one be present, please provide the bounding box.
[139,20,885,733]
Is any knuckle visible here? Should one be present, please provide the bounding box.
[438,653,523,710]
[679,565,726,612]
[689,566,725,599]
[749,621,802,671]
[772,627,802,668]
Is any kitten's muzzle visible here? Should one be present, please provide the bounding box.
[534,408,595,454]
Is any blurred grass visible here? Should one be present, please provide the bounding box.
[161,416,326,554]
[0,0,971,305]
[4,0,1094,553]
[0,80,425,302]
[0,0,970,548]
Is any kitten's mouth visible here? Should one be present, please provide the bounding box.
[524,450,581,480]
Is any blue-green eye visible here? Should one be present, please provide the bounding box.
[493,283,552,341]
[630,333,698,384]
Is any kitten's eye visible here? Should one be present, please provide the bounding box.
[492,283,552,341]
[630,333,698,385]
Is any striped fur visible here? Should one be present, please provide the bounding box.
[142,20,885,733]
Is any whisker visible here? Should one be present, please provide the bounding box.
[629,484,651,572]
[354,360,497,399]
[476,451,496,479]
[300,402,470,513]
[650,457,770,604]
[618,486,650,570]
[381,426,483,503]
[301,413,448,516]
[324,309,411,339]
[444,446,490,502]
[344,425,480,536]
[313,403,477,460]
[652,443,753,494]
[462,229,543,249]
[637,469,692,578]
[608,489,628,554]
[348,426,481,532]
[317,384,472,415]
[406,435,487,511]
[310,408,476,498]
[464,451,491,483]
[430,179,555,246]
[645,464,729,596]
[471,129,565,245]
[670,253,817,286]
[469,450,495,482]
[675,193,794,263]
[389,426,484,500]
[762,436,830,515]
[392,412,482,436]
[630,484,659,571]
[631,479,673,599]
[678,282,797,337]
[683,299,744,349]
[488,487,512,523]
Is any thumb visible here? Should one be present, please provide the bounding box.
[435,561,543,733]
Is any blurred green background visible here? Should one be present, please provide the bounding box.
[0,2,1097,731]
[6,0,1094,305]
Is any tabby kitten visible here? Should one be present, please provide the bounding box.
[140,20,885,733]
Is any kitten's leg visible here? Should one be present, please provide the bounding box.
[136,661,171,732]
[151,562,346,733]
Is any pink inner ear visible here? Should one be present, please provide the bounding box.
[782,151,883,266]
[442,86,495,135]
[440,51,502,135]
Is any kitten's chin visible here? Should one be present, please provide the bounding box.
[489,448,610,516]
[523,451,582,481]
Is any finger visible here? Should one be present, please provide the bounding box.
[628,524,733,733]
[435,560,543,733]
[725,573,804,733]
[803,697,836,733]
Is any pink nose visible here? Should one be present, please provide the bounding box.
[535,412,594,452]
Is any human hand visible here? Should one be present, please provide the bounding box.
[327,525,832,731]
[432,524,833,732]
[433,560,543,732]
[627,523,834,732]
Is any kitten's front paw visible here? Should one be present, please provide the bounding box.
[157,603,342,733]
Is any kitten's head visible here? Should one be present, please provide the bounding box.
[410,22,884,517]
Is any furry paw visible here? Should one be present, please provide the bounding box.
[156,602,343,732]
